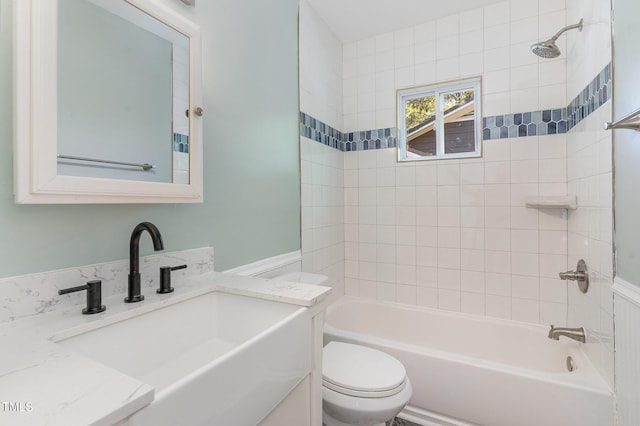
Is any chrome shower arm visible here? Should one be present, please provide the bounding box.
[550,19,583,41]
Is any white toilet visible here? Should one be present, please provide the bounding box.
[272,272,413,426]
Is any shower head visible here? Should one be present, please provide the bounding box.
[531,19,583,58]
[531,40,562,58]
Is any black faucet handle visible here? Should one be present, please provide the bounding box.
[157,264,187,294]
[58,280,106,315]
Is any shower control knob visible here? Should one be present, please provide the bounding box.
[558,259,589,293]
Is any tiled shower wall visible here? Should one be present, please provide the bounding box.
[340,0,573,326]
[300,137,345,302]
[301,0,611,341]
[299,0,343,132]
[342,137,568,324]
[299,0,345,301]
[565,0,614,389]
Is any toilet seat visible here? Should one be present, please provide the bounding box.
[323,342,408,398]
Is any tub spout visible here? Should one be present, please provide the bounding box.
[548,325,586,343]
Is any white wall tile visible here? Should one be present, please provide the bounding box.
[511,229,539,252]
[486,294,512,319]
[485,228,511,251]
[416,266,437,287]
[484,140,511,161]
[510,17,538,45]
[462,292,486,315]
[486,251,511,274]
[437,186,460,206]
[437,36,460,59]
[461,227,485,249]
[461,249,485,272]
[397,284,417,304]
[397,264,417,285]
[539,158,566,183]
[438,289,462,311]
[484,24,511,50]
[461,270,485,293]
[485,183,511,205]
[377,282,396,302]
[415,164,438,185]
[460,185,484,206]
[438,248,461,269]
[485,161,511,184]
[511,139,539,160]
[512,298,540,323]
[512,275,539,299]
[436,58,460,80]
[460,30,484,55]
[485,206,510,228]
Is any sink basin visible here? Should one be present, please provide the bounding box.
[53,291,311,425]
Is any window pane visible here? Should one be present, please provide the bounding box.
[441,89,476,154]
[397,77,481,162]
[405,94,437,157]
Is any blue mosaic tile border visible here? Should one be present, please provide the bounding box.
[299,113,344,150]
[344,128,397,151]
[566,63,611,131]
[483,63,611,140]
[299,112,396,152]
[300,63,612,150]
[173,133,189,153]
[483,108,567,139]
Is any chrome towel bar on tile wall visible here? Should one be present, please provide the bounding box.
[604,106,640,131]
[57,154,156,171]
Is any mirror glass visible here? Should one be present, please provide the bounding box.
[56,0,189,184]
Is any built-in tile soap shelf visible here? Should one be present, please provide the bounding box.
[525,196,577,210]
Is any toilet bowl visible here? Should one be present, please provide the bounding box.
[271,272,413,426]
[322,341,412,426]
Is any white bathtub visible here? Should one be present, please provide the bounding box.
[323,296,613,426]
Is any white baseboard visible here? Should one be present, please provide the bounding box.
[613,276,640,306]
[223,250,302,277]
[399,405,477,426]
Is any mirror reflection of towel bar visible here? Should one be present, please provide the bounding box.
[57,154,156,171]
[604,106,640,131]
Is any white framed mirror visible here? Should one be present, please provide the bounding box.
[14,0,203,203]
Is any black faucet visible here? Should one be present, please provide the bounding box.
[125,222,164,303]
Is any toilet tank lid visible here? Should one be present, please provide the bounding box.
[275,272,328,285]
[323,342,406,393]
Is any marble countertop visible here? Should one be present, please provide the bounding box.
[0,272,331,425]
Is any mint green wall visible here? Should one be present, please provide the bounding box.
[0,0,301,278]
[613,0,640,286]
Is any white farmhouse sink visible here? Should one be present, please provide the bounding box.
[53,291,311,426]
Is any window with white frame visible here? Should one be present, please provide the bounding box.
[397,77,482,161]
